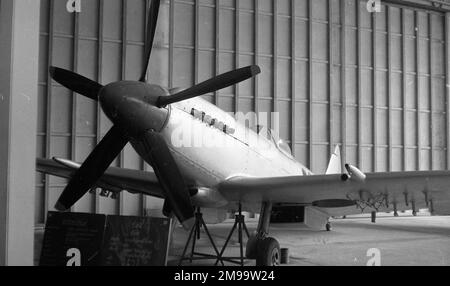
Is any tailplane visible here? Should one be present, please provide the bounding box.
[326,145,342,174]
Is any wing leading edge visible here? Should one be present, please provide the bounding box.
[37,158,450,216]
[36,158,164,198]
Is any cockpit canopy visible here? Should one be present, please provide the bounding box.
[257,127,293,157]
[277,139,293,156]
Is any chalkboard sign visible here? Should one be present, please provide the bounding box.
[101,216,171,266]
[39,212,106,266]
[39,212,171,266]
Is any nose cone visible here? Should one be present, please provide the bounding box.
[99,81,169,137]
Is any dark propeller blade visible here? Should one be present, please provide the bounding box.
[162,200,173,218]
[141,131,195,230]
[139,0,161,82]
[49,66,103,101]
[156,65,261,107]
[55,125,128,211]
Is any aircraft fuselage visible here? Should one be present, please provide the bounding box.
[129,87,312,210]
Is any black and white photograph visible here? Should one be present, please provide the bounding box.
[1,0,450,272]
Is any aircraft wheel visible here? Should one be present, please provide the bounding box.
[256,237,280,266]
[325,222,332,231]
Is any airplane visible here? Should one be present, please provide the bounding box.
[37,0,450,266]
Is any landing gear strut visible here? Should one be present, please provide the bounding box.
[245,202,281,266]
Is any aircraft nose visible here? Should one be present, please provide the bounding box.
[99,81,169,137]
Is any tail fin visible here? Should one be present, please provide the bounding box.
[326,145,342,174]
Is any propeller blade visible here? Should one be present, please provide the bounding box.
[156,65,261,107]
[162,200,173,218]
[49,66,103,101]
[55,125,128,211]
[141,131,195,230]
[139,0,161,82]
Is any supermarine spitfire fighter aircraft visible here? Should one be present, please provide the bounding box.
[38,1,450,266]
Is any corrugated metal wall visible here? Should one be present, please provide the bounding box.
[35,0,449,226]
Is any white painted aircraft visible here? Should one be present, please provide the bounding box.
[37,1,450,266]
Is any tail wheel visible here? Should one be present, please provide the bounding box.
[256,237,280,266]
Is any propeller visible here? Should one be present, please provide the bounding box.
[55,125,128,211]
[141,131,194,229]
[157,65,261,107]
[139,0,160,82]
[49,67,103,101]
[162,200,173,218]
[48,0,261,231]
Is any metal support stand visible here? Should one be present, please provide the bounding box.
[215,204,250,266]
[178,208,224,266]
[393,202,399,217]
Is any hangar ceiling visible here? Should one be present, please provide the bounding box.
[35,0,449,225]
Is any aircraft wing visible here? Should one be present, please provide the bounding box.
[217,171,450,215]
[36,158,164,198]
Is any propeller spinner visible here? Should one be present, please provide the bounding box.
[49,0,261,230]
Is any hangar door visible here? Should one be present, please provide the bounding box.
[336,0,449,176]
[36,0,450,226]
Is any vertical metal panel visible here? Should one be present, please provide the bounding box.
[373,11,378,172]
[273,0,278,128]
[0,0,40,265]
[194,0,199,84]
[429,13,434,170]
[416,10,421,171]
[254,0,259,115]
[140,0,151,216]
[169,0,174,88]
[291,0,296,154]
[328,0,334,156]
[447,12,450,170]
[119,0,128,216]
[72,12,79,161]
[215,1,220,105]
[387,6,393,171]
[341,0,347,169]
[308,0,313,169]
[235,0,240,112]
[70,8,79,213]
[357,1,362,167]
[95,0,105,214]
[402,8,407,171]
[44,0,55,222]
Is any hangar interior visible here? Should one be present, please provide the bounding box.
[1,0,450,265]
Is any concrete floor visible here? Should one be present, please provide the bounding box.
[34,213,450,266]
[169,214,450,266]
